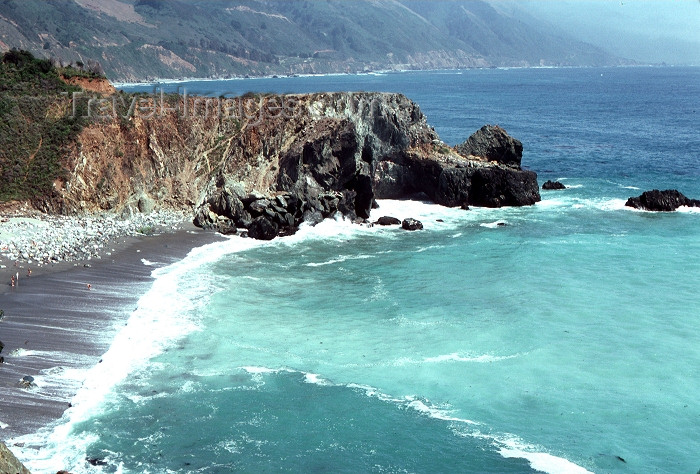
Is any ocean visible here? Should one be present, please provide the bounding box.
[13,67,700,473]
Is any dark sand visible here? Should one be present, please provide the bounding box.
[0,226,224,443]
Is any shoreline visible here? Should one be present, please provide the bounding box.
[0,220,225,445]
[0,208,193,290]
[110,64,681,89]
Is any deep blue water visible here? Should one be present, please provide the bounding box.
[15,67,700,473]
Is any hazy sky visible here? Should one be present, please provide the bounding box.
[514,0,700,65]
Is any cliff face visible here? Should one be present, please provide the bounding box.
[46,91,540,237]
[0,442,30,474]
[49,94,238,215]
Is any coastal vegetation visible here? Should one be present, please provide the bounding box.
[0,50,89,201]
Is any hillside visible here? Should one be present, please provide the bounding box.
[0,50,89,202]
[0,0,625,82]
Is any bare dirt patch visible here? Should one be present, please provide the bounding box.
[73,0,155,27]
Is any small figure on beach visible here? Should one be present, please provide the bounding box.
[27,268,31,277]
[10,275,15,287]
[15,271,18,286]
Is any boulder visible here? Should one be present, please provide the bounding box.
[375,216,401,226]
[302,210,324,226]
[137,193,156,213]
[542,180,566,190]
[625,189,700,212]
[402,218,423,231]
[217,220,237,235]
[249,199,271,215]
[455,125,523,167]
[469,168,541,207]
[247,216,279,240]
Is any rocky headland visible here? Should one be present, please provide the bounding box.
[23,89,540,242]
[1,52,541,247]
[188,95,541,238]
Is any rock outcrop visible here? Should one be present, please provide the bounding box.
[0,442,31,474]
[455,125,523,168]
[43,91,540,238]
[625,189,700,212]
[191,93,540,238]
[542,180,566,190]
[375,216,401,226]
[402,218,424,231]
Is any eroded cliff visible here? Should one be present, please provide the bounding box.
[46,91,540,238]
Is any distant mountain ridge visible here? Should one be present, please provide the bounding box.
[0,0,626,82]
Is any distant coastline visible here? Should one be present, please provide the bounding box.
[111,63,683,89]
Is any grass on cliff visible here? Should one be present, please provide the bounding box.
[0,50,89,202]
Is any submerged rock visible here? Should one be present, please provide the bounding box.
[542,180,566,190]
[625,189,700,212]
[86,457,108,466]
[402,218,423,231]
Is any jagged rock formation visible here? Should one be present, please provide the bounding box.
[625,189,700,212]
[40,91,540,237]
[191,92,540,238]
[455,125,523,168]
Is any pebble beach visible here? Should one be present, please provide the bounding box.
[0,207,224,449]
[0,206,192,289]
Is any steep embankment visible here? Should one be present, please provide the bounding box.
[0,442,30,474]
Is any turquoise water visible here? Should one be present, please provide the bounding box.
[16,67,700,473]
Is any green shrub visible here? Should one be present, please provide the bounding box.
[0,50,88,201]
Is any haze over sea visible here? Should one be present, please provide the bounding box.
[15,66,700,473]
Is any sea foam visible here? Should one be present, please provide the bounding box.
[240,365,591,474]
[10,237,261,471]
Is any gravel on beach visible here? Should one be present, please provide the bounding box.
[0,208,192,268]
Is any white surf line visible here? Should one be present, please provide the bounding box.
[238,365,592,474]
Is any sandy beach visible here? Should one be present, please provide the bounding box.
[0,217,224,446]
